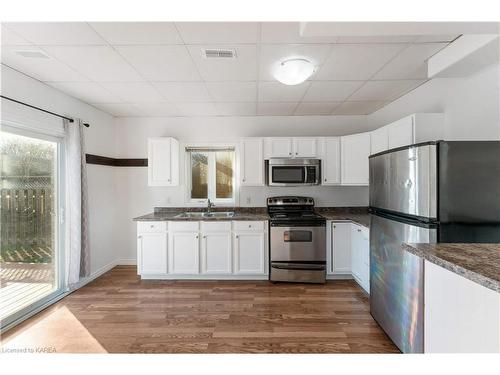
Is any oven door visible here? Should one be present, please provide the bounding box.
[270,224,326,262]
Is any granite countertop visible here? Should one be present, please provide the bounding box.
[133,207,269,221]
[402,243,500,293]
[317,207,370,228]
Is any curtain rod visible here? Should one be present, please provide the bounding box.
[1,95,90,128]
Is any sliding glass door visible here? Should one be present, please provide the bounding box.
[0,128,64,328]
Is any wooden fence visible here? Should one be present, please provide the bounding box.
[0,188,54,263]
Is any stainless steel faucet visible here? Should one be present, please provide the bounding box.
[207,198,215,214]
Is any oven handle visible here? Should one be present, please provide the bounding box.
[271,263,326,271]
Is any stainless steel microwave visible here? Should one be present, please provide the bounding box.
[267,159,321,186]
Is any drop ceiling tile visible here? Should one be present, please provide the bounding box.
[99,82,164,102]
[132,102,181,116]
[187,45,257,81]
[4,22,105,45]
[336,36,418,44]
[89,22,183,45]
[175,102,217,116]
[333,101,386,115]
[261,22,338,44]
[1,46,89,82]
[349,80,424,101]
[117,45,200,81]
[152,82,211,102]
[215,102,256,116]
[259,44,332,81]
[1,26,32,45]
[90,102,144,117]
[374,43,447,79]
[206,82,257,102]
[43,46,143,82]
[48,82,122,103]
[257,102,298,116]
[295,101,340,115]
[258,81,309,102]
[314,44,406,80]
[302,81,364,102]
[176,22,260,44]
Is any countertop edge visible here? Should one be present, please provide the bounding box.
[402,243,500,293]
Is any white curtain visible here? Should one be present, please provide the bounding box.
[65,119,90,289]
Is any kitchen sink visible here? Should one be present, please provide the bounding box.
[174,211,235,218]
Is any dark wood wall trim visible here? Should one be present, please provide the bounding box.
[86,154,148,167]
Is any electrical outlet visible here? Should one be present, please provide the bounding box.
[246,197,251,205]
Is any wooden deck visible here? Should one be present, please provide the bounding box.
[1,266,399,353]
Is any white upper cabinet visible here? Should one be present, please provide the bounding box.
[293,138,317,158]
[266,138,293,158]
[341,132,371,185]
[148,137,179,186]
[240,138,264,186]
[369,113,444,155]
[387,115,414,149]
[264,137,318,158]
[370,126,389,155]
[321,137,341,185]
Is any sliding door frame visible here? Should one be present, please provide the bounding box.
[0,125,67,332]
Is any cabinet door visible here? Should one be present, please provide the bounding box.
[387,116,414,149]
[360,228,370,293]
[322,137,340,185]
[201,232,232,274]
[341,133,371,185]
[241,138,264,186]
[267,138,293,158]
[331,222,351,273]
[233,232,265,275]
[293,138,317,158]
[148,137,179,186]
[137,233,167,275]
[370,127,389,155]
[168,231,199,274]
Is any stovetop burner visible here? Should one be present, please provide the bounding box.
[267,196,325,223]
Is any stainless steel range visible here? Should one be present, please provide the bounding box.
[268,196,326,284]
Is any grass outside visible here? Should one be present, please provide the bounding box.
[0,245,52,264]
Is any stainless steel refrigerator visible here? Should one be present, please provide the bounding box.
[369,141,500,353]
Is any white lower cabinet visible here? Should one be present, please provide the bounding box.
[351,224,370,293]
[424,260,500,353]
[137,220,267,279]
[233,232,266,275]
[329,222,351,274]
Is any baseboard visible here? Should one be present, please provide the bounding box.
[69,259,118,290]
[140,274,269,280]
[326,274,354,280]
[116,258,137,266]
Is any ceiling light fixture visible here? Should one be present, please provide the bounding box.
[273,58,315,85]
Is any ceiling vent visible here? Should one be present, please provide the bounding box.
[15,50,50,59]
[202,48,236,59]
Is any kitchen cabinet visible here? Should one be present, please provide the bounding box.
[387,116,414,149]
[233,231,266,275]
[293,138,317,158]
[330,222,351,274]
[168,222,200,274]
[266,138,293,158]
[200,222,232,274]
[240,138,264,186]
[424,261,500,353]
[321,137,341,185]
[136,220,267,279]
[137,221,168,276]
[370,126,389,155]
[340,132,371,185]
[148,137,179,186]
[351,223,370,293]
[265,137,318,158]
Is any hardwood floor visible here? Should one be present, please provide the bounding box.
[1,266,399,353]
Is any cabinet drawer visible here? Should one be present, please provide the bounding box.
[201,221,231,232]
[233,221,265,231]
[137,221,167,233]
[169,221,199,232]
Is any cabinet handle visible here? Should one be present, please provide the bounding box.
[196,235,199,239]
[324,178,327,182]
[357,229,361,232]
[203,235,206,239]
[295,152,298,155]
[138,235,142,239]
[289,152,292,156]
[242,178,246,182]
[150,225,154,228]
[236,235,239,239]
[333,225,336,228]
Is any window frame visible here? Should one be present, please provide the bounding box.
[184,143,239,207]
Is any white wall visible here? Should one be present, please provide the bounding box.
[1,65,118,275]
[369,61,500,140]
